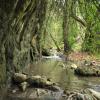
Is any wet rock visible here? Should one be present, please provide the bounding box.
[13,73,27,83]
[76,93,85,100]
[84,60,100,67]
[71,64,77,69]
[84,94,94,100]
[26,75,50,86]
[12,73,60,92]
[59,63,66,69]
[75,93,94,100]
[88,88,100,100]
[75,61,100,76]
[12,89,17,93]
[42,48,51,56]
[27,76,60,92]
[20,82,29,91]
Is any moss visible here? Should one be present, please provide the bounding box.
[0,64,6,87]
[75,66,100,76]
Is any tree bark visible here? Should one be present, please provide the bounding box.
[0,0,47,88]
[63,0,71,53]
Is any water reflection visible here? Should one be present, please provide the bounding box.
[24,58,100,91]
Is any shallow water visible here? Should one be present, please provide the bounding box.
[23,57,100,92]
[1,56,99,100]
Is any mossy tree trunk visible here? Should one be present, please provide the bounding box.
[63,0,72,53]
[0,0,47,88]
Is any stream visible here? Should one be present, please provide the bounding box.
[23,56,100,92]
[4,55,100,100]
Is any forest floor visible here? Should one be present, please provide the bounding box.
[68,52,100,63]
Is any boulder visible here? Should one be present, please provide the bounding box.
[75,66,100,76]
[13,73,27,83]
[26,76,60,91]
[12,73,60,92]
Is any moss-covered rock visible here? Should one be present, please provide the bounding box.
[13,73,27,83]
[12,73,60,92]
[75,66,100,76]
[42,48,51,56]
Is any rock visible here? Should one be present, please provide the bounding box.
[84,60,91,66]
[12,73,60,92]
[71,64,77,69]
[75,65,100,76]
[20,82,29,91]
[88,88,100,100]
[26,76,60,91]
[42,48,51,56]
[59,63,66,69]
[13,73,27,83]
[84,94,93,100]
[12,90,17,93]
[30,75,42,79]
[26,75,46,85]
[76,93,85,100]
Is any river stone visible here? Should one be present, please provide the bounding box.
[71,64,77,69]
[88,88,100,100]
[26,75,47,85]
[20,82,29,91]
[75,66,100,76]
[76,93,85,100]
[84,94,94,100]
[13,73,27,83]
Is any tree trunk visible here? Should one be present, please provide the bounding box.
[63,0,71,53]
[0,0,47,89]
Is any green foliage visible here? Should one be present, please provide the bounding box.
[77,0,100,54]
[35,0,100,54]
[40,1,63,49]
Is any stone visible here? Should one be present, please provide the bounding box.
[13,73,27,83]
[75,66,100,76]
[20,82,29,91]
[71,64,77,69]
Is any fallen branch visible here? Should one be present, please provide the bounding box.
[49,32,61,51]
[71,14,86,27]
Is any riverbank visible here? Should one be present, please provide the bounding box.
[67,52,100,63]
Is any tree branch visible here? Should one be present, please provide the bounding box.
[71,14,87,27]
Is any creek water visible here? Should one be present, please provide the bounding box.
[2,56,100,100]
[23,56,100,92]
